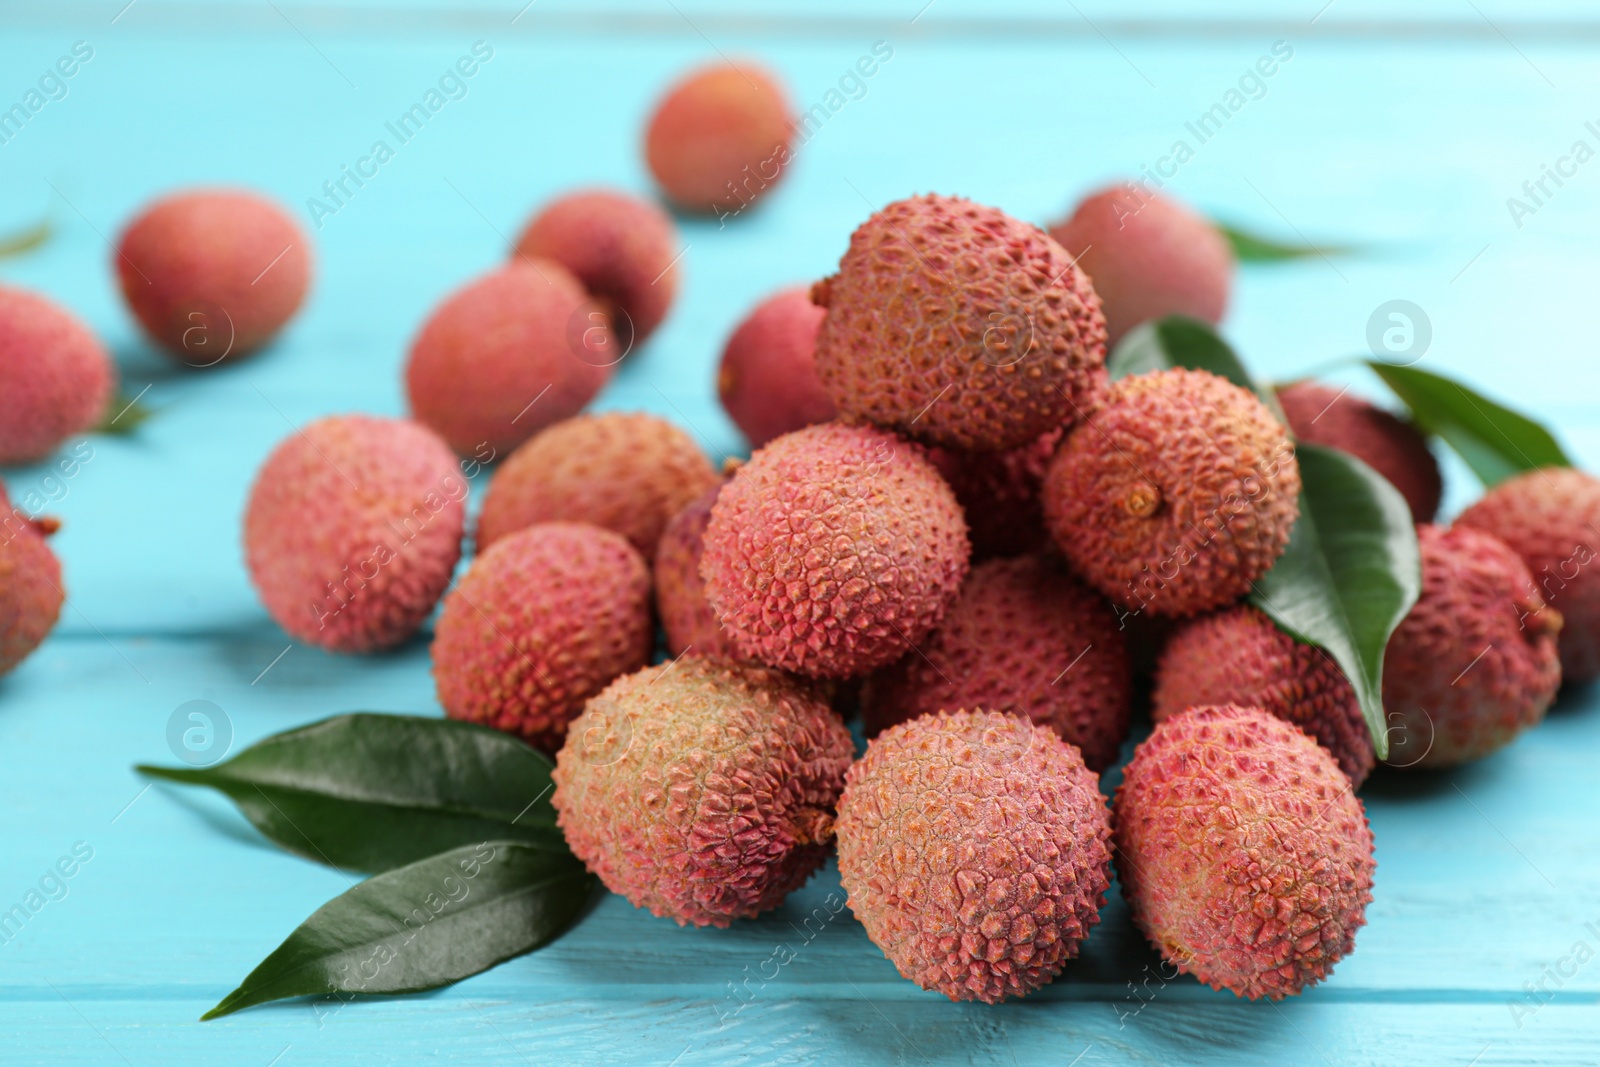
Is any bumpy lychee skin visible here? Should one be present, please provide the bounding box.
[861,555,1131,771]
[478,412,719,558]
[116,188,311,364]
[655,485,741,660]
[0,484,64,677]
[553,657,854,927]
[928,427,1064,559]
[513,188,680,353]
[700,423,970,678]
[1457,468,1600,684]
[836,709,1112,1003]
[645,62,794,214]
[1277,381,1441,524]
[1383,524,1561,768]
[1115,705,1376,1000]
[0,287,115,465]
[406,261,613,458]
[1044,368,1301,618]
[718,287,833,448]
[813,194,1108,452]
[1152,605,1373,786]
[434,522,652,751]
[244,415,466,654]
[1048,185,1233,348]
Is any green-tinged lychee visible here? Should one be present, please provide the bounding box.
[553,656,854,927]
[1115,705,1375,1000]
[0,483,63,677]
[1383,524,1561,768]
[654,484,741,660]
[433,522,652,752]
[243,415,465,653]
[513,188,680,353]
[1152,604,1373,786]
[861,555,1131,770]
[405,261,613,458]
[1043,367,1300,618]
[116,187,311,365]
[717,286,833,448]
[0,285,115,465]
[812,194,1108,452]
[1456,467,1600,684]
[928,427,1064,559]
[835,709,1112,1003]
[477,412,719,558]
[645,62,794,214]
[700,423,970,678]
[1048,185,1233,348]
[1277,381,1441,524]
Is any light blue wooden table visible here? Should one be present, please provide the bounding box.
[3,2,1600,1063]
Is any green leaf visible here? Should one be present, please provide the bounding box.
[137,714,565,873]
[0,219,52,259]
[95,389,156,435]
[1109,315,1287,423]
[202,841,594,1020]
[1366,361,1571,487]
[1250,443,1422,759]
[1215,220,1354,262]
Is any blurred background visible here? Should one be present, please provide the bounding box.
[4,0,1597,624]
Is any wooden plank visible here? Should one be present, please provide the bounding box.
[20,1,1600,35]
[2,641,1598,998]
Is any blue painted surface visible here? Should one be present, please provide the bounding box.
[1,3,1598,1064]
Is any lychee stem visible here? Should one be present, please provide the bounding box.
[1122,483,1162,518]
[790,806,835,846]
[810,276,834,309]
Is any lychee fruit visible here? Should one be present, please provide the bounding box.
[1048,185,1233,348]
[0,286,115,465]
[1152,604,1373,786]
[654,484,741,660]
[717,286,833,448]
[860,555,1131,771]
[1277,381,1442,523]
[406,261,613,459]
[1115,704,1375,1000]
[700,423,970,678]
[1383,524,1562,768]
[813,194,1108,452]
[1043,367,1301,618]
[115,188,311,365]
[244,415,466,654]
[835,709,1113,1003]
[927,427,1064,559]
[513,188,680,353]
[0,484,63,677]
[1456,467,1600,685]
[553,656,853,927]
[477,412,719,558]
[433,522,652,751]
[645,61,794,214]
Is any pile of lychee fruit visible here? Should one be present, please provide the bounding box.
[4,58,1598,1007]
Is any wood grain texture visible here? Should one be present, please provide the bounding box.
[0,3,1597,1063]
